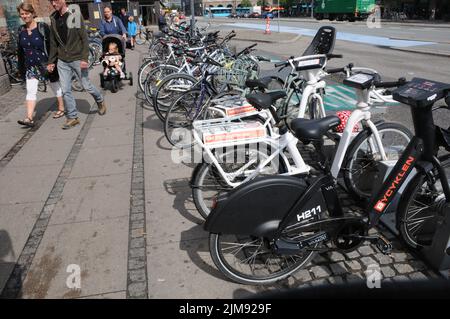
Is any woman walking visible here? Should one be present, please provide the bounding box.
[16,3,64,127]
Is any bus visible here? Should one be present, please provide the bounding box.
[314,0,376,21]
[203,6,253,18]
[204,7,232,17]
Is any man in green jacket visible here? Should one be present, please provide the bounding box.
[47,0,107,129]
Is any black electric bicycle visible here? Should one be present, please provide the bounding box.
[204,75,450,285]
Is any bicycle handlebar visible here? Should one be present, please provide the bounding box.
[374,77,407,89]
[325,67,346,74]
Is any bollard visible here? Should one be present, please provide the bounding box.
[264,16,271,35]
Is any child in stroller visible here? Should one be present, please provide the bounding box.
[102,42,125,79]
[99,35,133,93]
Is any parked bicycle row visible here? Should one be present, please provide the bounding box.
[139,24,450,285]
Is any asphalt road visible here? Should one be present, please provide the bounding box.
[202,16,450,45]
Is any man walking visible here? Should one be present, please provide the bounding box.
[47,0,106,129]
[99,6,127,42]
[119,8,129,30]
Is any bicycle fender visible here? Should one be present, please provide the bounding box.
[204,176,308,240]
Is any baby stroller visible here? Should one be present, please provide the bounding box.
[99,35,133,93]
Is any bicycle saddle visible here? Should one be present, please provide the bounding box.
[246,91,287,110]
[291,116,340,141]
[245,77,272,90]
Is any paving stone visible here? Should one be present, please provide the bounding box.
[345,260,362,271]
[310,279,328,287]
[373,253,393,265]
[129,269,146,282]
[329,262,348,276]
[127,281,147,298]
[360,256,378,267]
[309,265,331,279]
[409,260,428,271]
[408,272,429,281]
[345,273,364,283]
[344,251,360,259]
[391,252,408,262]
[392,275,409,282]
[358,245,375,256]
[292,269,312,283]
[328,276,345,285]
[329,251,345,262]
[380,266,396,278]
[393,263,414,274]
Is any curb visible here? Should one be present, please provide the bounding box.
[232,33,302,44]
[389,47,450,58]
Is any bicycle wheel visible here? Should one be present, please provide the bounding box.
[209,218,317,285]
[164,89,209,148]
[135,32,147,45]
[192,148,287,219]
[397,157,450,249]
[143,64,179,107]
[343,122,413,202]
[71,75,83,92]
[138,58,160,92]
[38,80,47,92]
[153,73,197,122]
[4,55,23,84]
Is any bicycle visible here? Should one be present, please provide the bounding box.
[191,61,412,218]
[203,75,449,285]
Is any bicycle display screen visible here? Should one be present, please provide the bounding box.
[343,73,374,90]
[393,77,450,108]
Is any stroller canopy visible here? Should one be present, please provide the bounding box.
[102,35,126,57]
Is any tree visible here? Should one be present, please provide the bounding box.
[257,0,264,6]
[240,0,253,7]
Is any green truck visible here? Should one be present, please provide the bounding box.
[314,0,376,21]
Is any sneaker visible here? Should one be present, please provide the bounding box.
[62,118,80,130]
[97,100,107,115]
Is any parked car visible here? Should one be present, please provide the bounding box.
[237,12,249,18]
[261,12,274,19]
[248,12,261,18]
[228,13,238,18]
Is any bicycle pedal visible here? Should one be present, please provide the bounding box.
[375,235,392,255]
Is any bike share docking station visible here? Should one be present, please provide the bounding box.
[370,78,450,278]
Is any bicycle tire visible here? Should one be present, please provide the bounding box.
[153,73,197,122]
[143,64,179,107]
[209,219,317,285]
[138,58,160,92]
[343,122,413,202]
[164,89,209,148]
[397,157,450,249]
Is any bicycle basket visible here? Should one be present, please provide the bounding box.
[214,68,248,87]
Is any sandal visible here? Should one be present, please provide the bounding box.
[17,117,35,128]
[53,110,65,119]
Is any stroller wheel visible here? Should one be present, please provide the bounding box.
[111,78,118,93]
[128,72,133,86]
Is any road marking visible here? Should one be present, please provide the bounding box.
[228,23,436,47]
